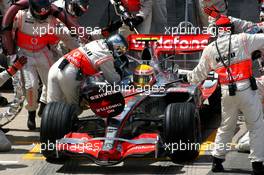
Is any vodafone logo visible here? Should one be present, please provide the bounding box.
[128,34,210,53]
[157,36,208,49]
[31,38,38,45]
[73,51,81,57]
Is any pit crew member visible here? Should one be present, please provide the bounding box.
[185,17,264,175]
[1,0,85,130]
[47,34,128,105]
[200,0,264,26]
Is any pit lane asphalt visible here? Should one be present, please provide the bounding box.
[0,92,251,175]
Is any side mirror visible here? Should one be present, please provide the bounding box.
[141,48,152,61]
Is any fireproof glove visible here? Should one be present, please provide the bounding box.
[124,16,143,31]
[101,20,123,37]
[204,5,221,19]
[7,56,27,76]
[179,74,188,83]
[252,50,262,61]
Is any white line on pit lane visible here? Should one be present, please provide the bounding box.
[0,161,19,165]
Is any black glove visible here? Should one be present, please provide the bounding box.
[0,96,8,107]
[124,16,143,31]
[179,74,188,83]
[252,50,262,61]
[101,20,123,36]
[0,54,8,69]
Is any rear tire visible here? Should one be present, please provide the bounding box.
[40,102,78,159]
[163,102,201,163]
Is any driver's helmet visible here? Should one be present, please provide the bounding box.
[133,64,156,87]
[215,15,234,35]
[106,34,128,57]
[29,0,51,20]
[65,0,90,17]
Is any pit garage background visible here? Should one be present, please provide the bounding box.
[77,0,261,72]
[79,0,260,32]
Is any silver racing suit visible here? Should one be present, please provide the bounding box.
[187,33,264,162]
[12,9,78,112]
[221,16,264,153]
[47,39,121,105]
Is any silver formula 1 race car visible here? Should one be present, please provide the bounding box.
[40,34,221,166]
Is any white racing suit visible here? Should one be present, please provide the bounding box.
[235,75,264,153]
[13,9,78,112]
[47,39,121,105]
[53,0,65,8]
[222,16,264,152]
[187,33,264,162]
[229,16,264,34]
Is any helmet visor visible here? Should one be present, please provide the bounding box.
[133,74,152,86]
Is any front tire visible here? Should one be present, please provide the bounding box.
[163,102,201,163]
[40,102,78,159]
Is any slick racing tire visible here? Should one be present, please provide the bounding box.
[163,102,201,163]
[40,102,78,159]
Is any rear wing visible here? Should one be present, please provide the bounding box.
[127,34,211,54]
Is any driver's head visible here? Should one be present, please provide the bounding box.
[106,34,129,78]
[29,0,51,20]
[106,34,128,57]
[65,0,90,17]
[215,15,234,37]
[133,64,156,87]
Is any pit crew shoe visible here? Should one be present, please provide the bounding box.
[0,128,9,133]
[211,157,225,172]
[0,96,8,107]
[0,129,11,152]
[38,102,46,117]
[252,162,264,175]
[27,111,36,130]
